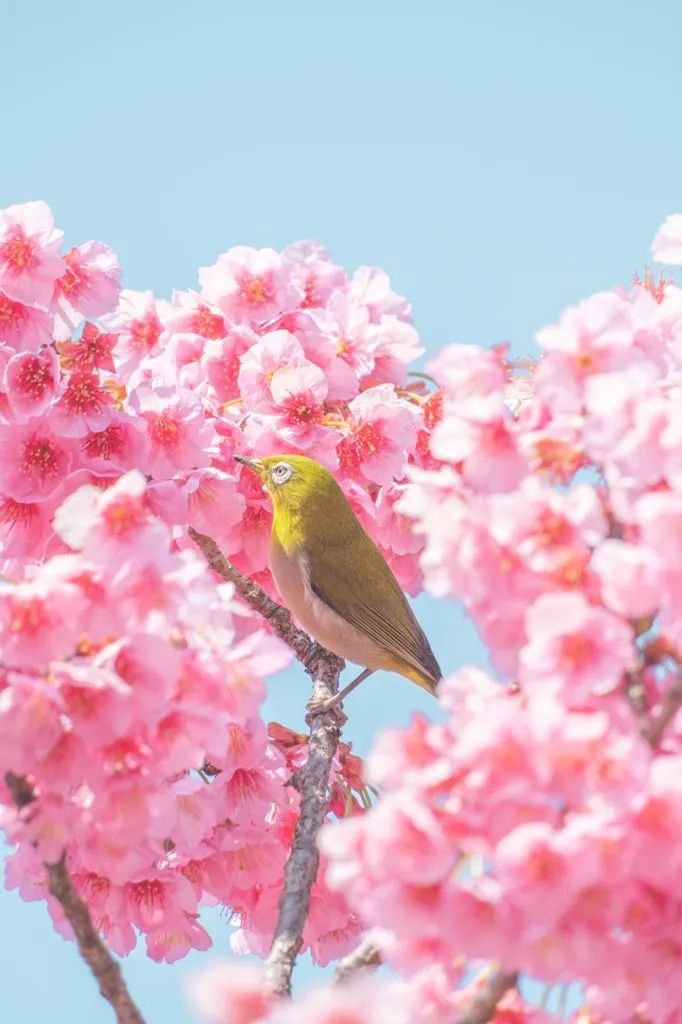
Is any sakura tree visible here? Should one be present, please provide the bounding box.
[1,198,681,1024]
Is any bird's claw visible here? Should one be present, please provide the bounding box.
[305,694,347,727]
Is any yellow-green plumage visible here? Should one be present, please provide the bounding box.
[236,453,441,693]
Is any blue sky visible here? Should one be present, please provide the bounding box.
[1,2,681,1021]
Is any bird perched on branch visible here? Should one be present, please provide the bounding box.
[234,453,442,709]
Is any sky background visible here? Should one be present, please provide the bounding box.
[1,1,681,1021]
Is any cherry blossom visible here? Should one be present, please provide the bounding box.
[200,246,303,327]
[0,200,64,308]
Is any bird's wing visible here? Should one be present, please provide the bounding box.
[307,525,442,685]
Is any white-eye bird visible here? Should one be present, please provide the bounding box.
[234,453,442,707]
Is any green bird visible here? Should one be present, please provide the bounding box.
[234,453,442,707]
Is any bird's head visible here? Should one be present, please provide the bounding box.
[234,454,337,513]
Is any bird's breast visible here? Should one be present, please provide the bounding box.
[269,538,312,624]
[268,536,387,670]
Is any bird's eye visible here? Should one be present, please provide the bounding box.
[272,462,292,484]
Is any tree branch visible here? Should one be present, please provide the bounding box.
[332,937,382,984]
[188,527,332,675]
[189,527,345,996]
[5,772,146,1024]
[455,968,518,1024]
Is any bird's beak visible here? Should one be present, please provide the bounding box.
[234,454,264,475]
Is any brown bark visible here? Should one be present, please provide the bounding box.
[455,969,518,1024]
[332,938,382,984]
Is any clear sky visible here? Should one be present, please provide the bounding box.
[1,2,681,1021]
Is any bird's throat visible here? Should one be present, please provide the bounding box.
[271,506,305,557]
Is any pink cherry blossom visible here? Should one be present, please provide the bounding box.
[49,369,114,437]
[430,393,527,493]
[178,467,245,548]
[282,240,347,309]
[203,325,258,402]
[200,246,303,327]
[4,347,59,421]
[59,321,117,372]
[347,265,412,322]
[338,385,419,485]
[0,421,76,501]
[0,201,65,308]
[0,570,87,670]
[0,290,54,351]
[245,360,331,454]
[237,329,308,409]
[102,289,168,373]
[520,592,635,701]
[591,539,661,618]
[79,413,148,474]
[129,387,217,479]
[314,291,377,380]
[535,291,645,412]
[53,240,121,336]
[361,316,424,388]
[634,490,682,563]
[164,290,229,339]
[429,343,508,399]
[188,962,275,1024]
[265,309,359,402]
[53,471,152,551]
[0,493,59,558]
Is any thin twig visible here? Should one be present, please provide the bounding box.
[5,772,146,1024]
[641,669,682,748]
[625,668,648,719]
[189,527,345,996]
[332,938,382,984]
[455,968,518,1024]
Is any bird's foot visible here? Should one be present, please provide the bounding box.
[304,668,373,725]
[305,693,348,727]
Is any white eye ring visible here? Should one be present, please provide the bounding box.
[272,462,292,485]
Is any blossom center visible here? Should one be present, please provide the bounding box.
[82,425,125,460]
[560,632,595,669]
[63,373,106,415]
[127,879,165,909]
[2,229,36,270]
[0,293,25,328]
[149,414,180,451]
[9,597,49,634]
[130,318,161,350]
[192,307,225,339]
[58,266,82,295]
[16,357,52,399]
[240,275,271,306]
[23,437,61,479]
[103,497,147,535]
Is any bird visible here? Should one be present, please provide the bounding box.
[234,453,442,710]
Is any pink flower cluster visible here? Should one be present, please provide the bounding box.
[0,204,435,593]
[1,471,365,961]
[0,200,436,963]
[320,247,682,1022]
[188,960,551,1024]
